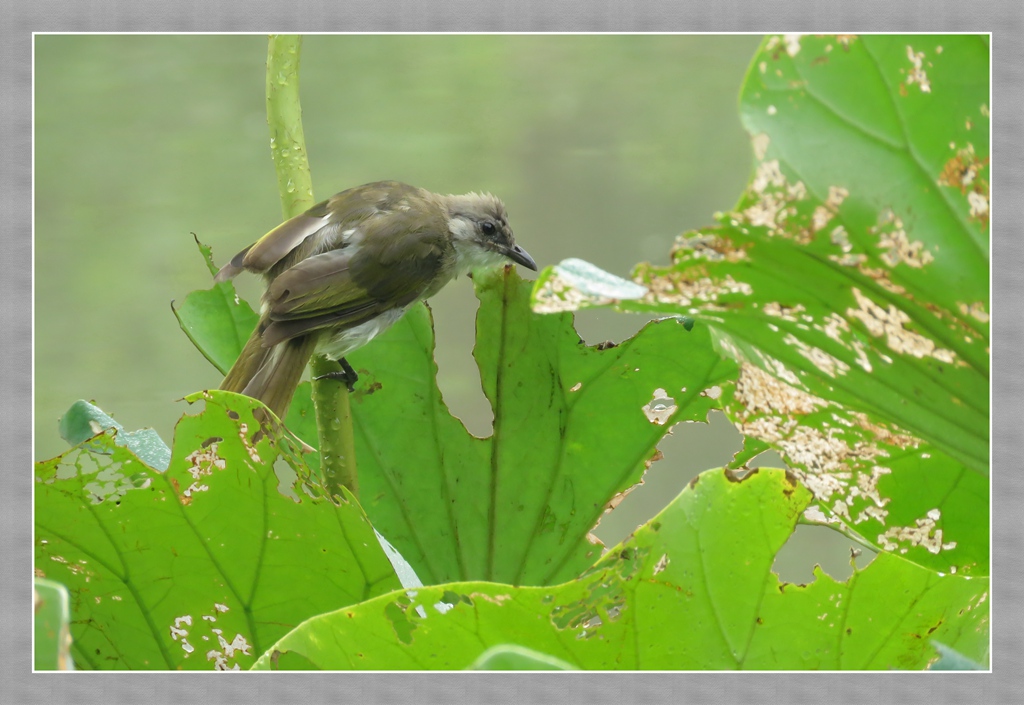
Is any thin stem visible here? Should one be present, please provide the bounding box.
[265,35,313,215]
[310,358,359,499]
[265,34,358,500]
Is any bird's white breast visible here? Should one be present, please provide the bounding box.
[315,306,409,360]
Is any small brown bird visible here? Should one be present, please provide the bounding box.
[215,180,537,420]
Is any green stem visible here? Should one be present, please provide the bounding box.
[265,35,314,215]
[265,34,358,500]
[309,359,359,499]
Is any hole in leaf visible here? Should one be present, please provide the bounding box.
[773,524,877,584]
[273,458,300,502]
[591,411,741,547]
[430,282,495,438]
[572,308,651,350]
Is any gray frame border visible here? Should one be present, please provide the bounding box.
[8,1,1021,702]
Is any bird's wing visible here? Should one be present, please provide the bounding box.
[214,181,422,282]
[259,206,452,347]
[214,208,330,282]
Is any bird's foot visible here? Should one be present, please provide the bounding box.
[314,357,358,392]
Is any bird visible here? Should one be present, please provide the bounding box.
[214,180,537,420]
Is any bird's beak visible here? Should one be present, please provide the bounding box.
[506,244,538,271]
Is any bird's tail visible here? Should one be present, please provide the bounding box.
[220,324,317,421]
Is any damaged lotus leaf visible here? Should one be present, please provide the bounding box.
[252,468,989,670]
[178,259,738,587]
[34,392,401,670]
[530,35,989,574]
[349,267,737,586]
[722,363,987,575]
[59,399,172,472]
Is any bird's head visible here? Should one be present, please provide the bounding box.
[445,192,537,273]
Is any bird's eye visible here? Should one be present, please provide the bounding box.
[481,221,496,235]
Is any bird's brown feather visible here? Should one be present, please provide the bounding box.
[216,180,521,421]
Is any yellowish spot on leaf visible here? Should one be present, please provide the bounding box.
[642,388,677,425]
[905,45,932,93]
[752,132,770,161]
[846,288,956,363]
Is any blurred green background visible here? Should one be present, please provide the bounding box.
[35,34,866,580]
